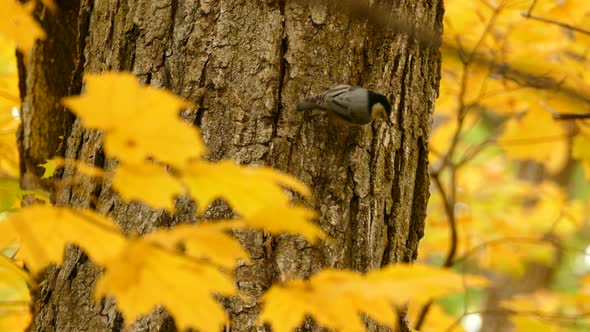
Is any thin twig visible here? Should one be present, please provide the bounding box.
[525,0,538,17]
[456,137,495,169]
[417,8,503,329]
[0,90,20,104]
[540,102,590,120]
[522,12,590,36]
[496,133,575,145]
[451,237,551,267]
[435,6,502,174]
[414,171,458,330]
[551,113,590,120]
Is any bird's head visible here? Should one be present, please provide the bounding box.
[369,91,392,124]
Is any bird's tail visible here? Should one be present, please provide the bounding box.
[296,100,319,112]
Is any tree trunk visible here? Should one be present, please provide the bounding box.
[18,0,443,330]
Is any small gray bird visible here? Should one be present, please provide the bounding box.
[296,84,392,126]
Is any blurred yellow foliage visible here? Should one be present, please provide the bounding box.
[260,264,486,332]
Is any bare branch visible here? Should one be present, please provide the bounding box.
[540,102,590,120]
[522,12,590,36]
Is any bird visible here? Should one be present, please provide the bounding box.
[296,84,392,126]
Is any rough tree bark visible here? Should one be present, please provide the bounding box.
[18,0,443,331]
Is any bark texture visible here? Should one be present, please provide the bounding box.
[18,0,443,331]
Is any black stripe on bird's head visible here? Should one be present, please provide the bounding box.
[368,91,392,123]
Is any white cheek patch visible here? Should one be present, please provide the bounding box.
[371,103,387,120]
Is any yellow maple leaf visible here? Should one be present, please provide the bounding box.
[408,303,464,332]
[0,251,32,287]
[0,178,27,211]
[518,182,583,237]
[62,72,205,168]
[0,206,126,274]
[46,157,106,178]
[0,255,32,332]
[39,0,57,12]
[511,316,561,332]
[260,264,486,332]
[145,221,249,268]
[112,162,184,211]
[0,1,45,54]
[502,289,560,313]
[498,106,568,173]
[0,303,31,332]
[483,242,555,276]
[39,160,57,179]
[183,159,311,217]
[245,205,324,242]
[261,272,378,332]
[501,290,566,332]
[94,239,235,331]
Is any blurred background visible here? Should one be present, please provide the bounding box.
[418,0,590,331]
[1,0,590,331]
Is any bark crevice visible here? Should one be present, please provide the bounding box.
[406,136,428,262]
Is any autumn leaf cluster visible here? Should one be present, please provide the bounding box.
[5,0,590,331]
[0,72,485,331]
[0,2,486,331]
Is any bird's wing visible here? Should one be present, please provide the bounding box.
[298,85,365,123]
[297,85,352,111]
[309,85,355,118]
[320,85,362,122]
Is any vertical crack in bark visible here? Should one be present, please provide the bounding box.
[18,1,84,206]
[16,50,27,101]
[405,137,428,262]
[277,37,288,116]
[382,135,403,267]
[194,58,210,127]
[345,193,360,268]
[273,0,289,142]
[382,48,412,265]
[397,52,411,128]
[59,0,92,158]
[434,0,445,35]
[381,202,395,267]
[16,50,27,181]
[168,0,179,40]
[88,148,106,210]
[120,23,139,71]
